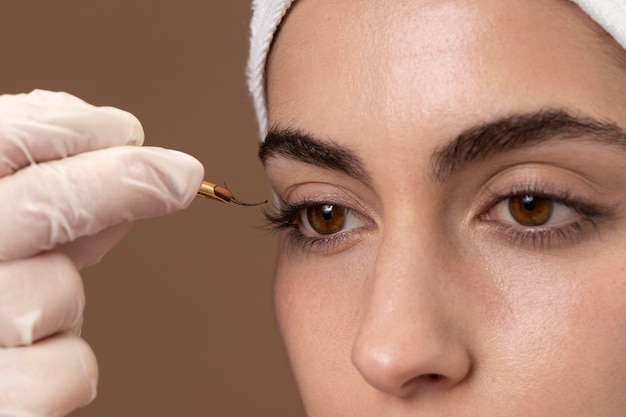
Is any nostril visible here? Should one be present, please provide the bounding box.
[399,373,445,392]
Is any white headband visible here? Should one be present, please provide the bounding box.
[247,0,626,139]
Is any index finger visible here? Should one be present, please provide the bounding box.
[0,90,144,178]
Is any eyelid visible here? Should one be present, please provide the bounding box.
[274,181,380,220]
[475,185,618,249]
[264,191,377,254]
[480,181,613,220]
[449,161,626,251]
[468,165,608,216]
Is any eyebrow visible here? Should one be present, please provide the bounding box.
[431,109,626,182]
[259,110,626,186]
[259,128,373,186]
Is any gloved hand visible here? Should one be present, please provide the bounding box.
[0,90,204,416]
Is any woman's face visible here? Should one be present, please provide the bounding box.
[262,0,626,415]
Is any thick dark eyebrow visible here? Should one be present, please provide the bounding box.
[259,128,373,187]
[259,111,626,187]
[432,109,626,182]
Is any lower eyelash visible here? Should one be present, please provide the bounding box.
[492,217,601,249]
[281,228,353,255]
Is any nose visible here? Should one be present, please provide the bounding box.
[351,229,472,397]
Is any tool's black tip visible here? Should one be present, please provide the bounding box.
[230,194,268,206]
[222,182,267,206]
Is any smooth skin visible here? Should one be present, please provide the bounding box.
[263,0,626,415]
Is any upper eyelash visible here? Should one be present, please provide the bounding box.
[263,200,356,254]
[263,200,309,232]
[482,185,614,220]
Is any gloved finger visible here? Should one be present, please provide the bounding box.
[0,89,144,178]
[59,222,134,270]
[0,146,204,261]
[0,333,98,417]
[0,251,84,347]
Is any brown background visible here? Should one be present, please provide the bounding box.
[0,2,304,416]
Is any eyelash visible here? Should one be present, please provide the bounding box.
[265,185,618,253]
[479,184,616,248]
[264,199,363,254]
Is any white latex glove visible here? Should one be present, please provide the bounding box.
[0,90,204,416]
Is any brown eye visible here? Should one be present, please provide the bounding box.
[306,204,346,235]
[508,195,553,226]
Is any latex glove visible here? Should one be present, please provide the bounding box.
[0,90,204,416]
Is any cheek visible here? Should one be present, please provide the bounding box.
[479,246,626,410]
[273,243,373,412]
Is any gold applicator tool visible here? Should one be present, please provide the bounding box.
[197,180,266,206]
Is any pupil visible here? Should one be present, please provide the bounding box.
[306,204,346,235]
[321,205,333,220]
[522,195,536,211]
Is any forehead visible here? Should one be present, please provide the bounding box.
[266,0,624,146]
